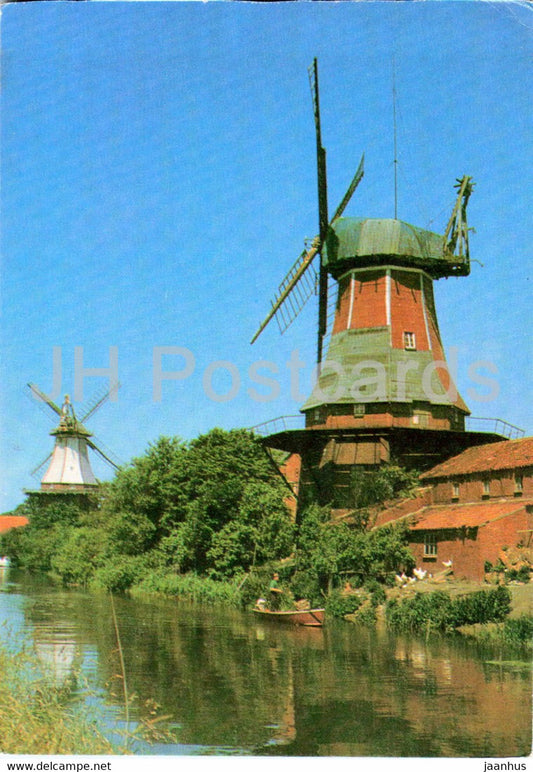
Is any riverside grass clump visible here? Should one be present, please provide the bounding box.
[130,570,243,606]
[469,615,533,650]
[0,644,119,755]
[385,585,512,634]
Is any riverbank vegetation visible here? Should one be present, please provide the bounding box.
[0,643,118,754]
[385,585,512,633]
[2,429,416,603]
[2,428,530,641]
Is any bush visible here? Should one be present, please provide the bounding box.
[295,504,415,595]
[289,570,323,608]
[325,590,362,618]
[370,586,387,608]
[386,586,512,634]
[90,555,152,592]
[506,566,531,583]
[501,615,533,646]
[50,527,107,586]
[448,585,511,626]
[355,605,377,625]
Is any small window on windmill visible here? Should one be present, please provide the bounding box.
[452,481,460,500]
[312,407,324,424]
[413,410,429,428]
[482,479,491,498]
[404,331,416,350]
[353,404,365,417]
[515,474,524,495]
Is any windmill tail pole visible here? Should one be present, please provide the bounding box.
[250,239,320,344]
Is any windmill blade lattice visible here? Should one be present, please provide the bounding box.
[86,437,122,470]
[272,248,319,335]
[79,381,121,423]
[25,387,60,425]
[31,452,53,479]
[27,383,62,416]
[250,154,364,346]
[250,60,365,359]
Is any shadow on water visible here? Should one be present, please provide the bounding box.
[0,570,530,757]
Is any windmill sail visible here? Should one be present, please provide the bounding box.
[86,438,121,470]
[250,155,364,345]
[28,383,62,416]
[309,58,329,366]
[251,59,364,353]
[79,381,120,423]
[250,242,321,343]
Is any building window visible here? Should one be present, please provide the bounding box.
[413,410,430,428]
[515,474,523,494]
[452,481,459,499]
[404,331,416,350]
[353,404,365,417]
[423,533,437,557]
[311,407,328,424]
[450,409,461,428]
[482,479,491,497]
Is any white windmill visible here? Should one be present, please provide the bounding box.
[28,383,120,492]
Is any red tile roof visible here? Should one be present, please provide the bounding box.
[372,488,433,528]
[0,516,29,534]
[420,436,533,479]
[409,500,530,531]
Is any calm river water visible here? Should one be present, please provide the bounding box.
[0,568,530,757]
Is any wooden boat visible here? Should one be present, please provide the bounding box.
[253,607,325,627]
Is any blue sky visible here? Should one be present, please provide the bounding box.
[1,0,531,512]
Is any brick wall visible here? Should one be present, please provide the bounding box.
[390,270,429,351]
[431,469,533,504]
[409,507,532,581]
[278,453,301,520]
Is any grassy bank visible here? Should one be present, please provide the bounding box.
[346,580,533,650]
[0,644,120,755]
[130,570,243,606]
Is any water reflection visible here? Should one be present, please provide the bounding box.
[1,573,530,757]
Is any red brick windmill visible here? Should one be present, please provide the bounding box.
[250,60,492,511]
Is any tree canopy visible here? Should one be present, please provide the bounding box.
[1,428,417,599]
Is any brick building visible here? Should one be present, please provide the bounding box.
[374,437,533,581]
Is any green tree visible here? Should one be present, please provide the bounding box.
[206,480,295,578]
[350,464,419,510]
[295,503,414,595]
[102,436,189,537]
[50,526,108,586]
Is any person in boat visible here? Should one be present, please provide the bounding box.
[269,572,283,610]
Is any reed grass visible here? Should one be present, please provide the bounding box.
[130,570,242,606]
[0,644,121,755]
